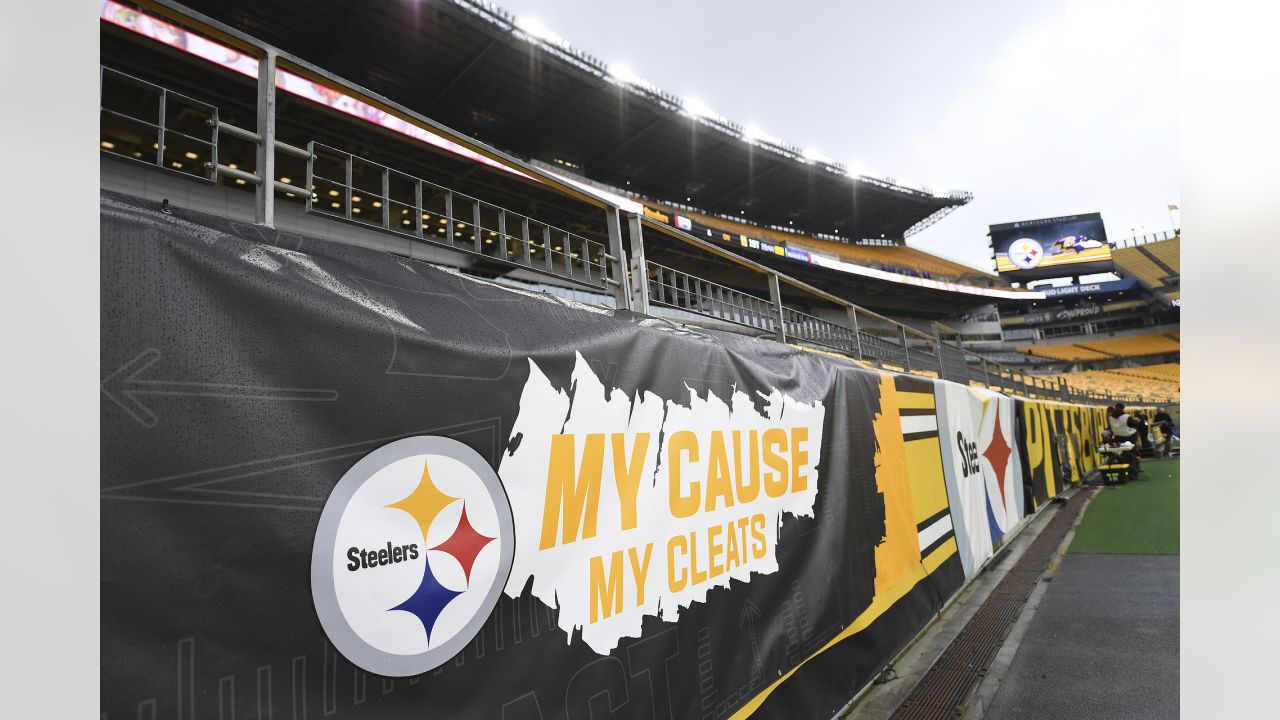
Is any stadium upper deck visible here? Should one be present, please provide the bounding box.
[1114,234,1180,303]
[164,0,972,246]
[651,203,998,284]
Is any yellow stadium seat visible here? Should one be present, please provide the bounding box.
[1114,237,1179,289]
[1046,364,1180,402]
[1021,332,1179,363]
[654,204,996,284]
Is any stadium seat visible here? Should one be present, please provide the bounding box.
[1114,236,1179,289]
[1025,344,1113,361]
[1047,364,1180,402]
[1077,333,1180,357]
[1022,332,1179,363]
[657,205,995,284]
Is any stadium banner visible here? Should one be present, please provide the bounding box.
[1016,398,1065,509]
[1014,399,1109,510]
[935,384,1026,578]
[990,212,1114,281]
[101,192,1109,720]
[102,192,973,720]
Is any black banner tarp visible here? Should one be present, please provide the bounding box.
[101,192,963,720]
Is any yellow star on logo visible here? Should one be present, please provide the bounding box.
[387,458,458,542]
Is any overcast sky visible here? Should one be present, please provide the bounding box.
[490,0,1179,274]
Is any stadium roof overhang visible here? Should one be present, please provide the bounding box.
[152,0,971,242]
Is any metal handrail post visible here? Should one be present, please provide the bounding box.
[846,306,863,361]
[899,325,911,372]
[625,212,649,314]
[931,323,946,381]
[767,274,786,343]
[604,208,633,310]
[254,48,277,227]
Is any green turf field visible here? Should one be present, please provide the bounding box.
[1068,458,1180,555]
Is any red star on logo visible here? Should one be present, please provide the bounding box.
[432,504,495,585]
[983,404,1012,506]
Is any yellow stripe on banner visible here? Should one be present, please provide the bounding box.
[922,537,958,573]
[904,436,948,521]
[728,541,958,719]
[896,391,936,410]
[872,373,921,594]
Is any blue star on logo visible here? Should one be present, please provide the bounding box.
[390,561,461,645]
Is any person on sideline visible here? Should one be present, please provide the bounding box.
[1154,407,1174,457]
[1109,403,1140,443]
[1108,403,1143,481]
[1133,410,1153,453]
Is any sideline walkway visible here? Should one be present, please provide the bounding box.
[884,490,1095,719]
[981,459,1180,719]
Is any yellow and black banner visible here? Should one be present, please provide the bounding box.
[101,192,1096,720]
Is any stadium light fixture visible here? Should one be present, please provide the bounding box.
[801,147,832,164]
[743,124,782,146]
[845,161,868,179]
[682,96,715,119]
[515,16,565,47]
[607,63,641,85]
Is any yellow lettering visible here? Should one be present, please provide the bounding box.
[737,430,761,503]
[589,550,624,623]
[705,430,735,512]
[790,427,809,492]
[668,430,700,518]
[762,428,789,497]
[612,433,650,531]
[667,535,688,592]
[708,524,725,578]
[750,513,767,559]
[725,517,741,568]
[539,434,605,550]
[690,531,708,585]
[628,544,653,606]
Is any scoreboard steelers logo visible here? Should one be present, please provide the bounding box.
[312,436,514,676]
[1008,238,1044,270]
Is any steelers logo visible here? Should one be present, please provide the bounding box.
[1008,238,1044,270]
[311,436,514,676]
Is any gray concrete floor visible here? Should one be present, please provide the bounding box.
[843,502,1068,719]
[981,554,1179,720]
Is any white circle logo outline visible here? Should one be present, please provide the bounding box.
[1008,238,1044,270]
[311,436,515,677]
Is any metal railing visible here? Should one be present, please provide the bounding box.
[305,143,620,292]
[782,307,859,356]
[99,66,218,183]
[1113,229,1179,249]
[647,263,779,333]
[98,3,1172,409]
